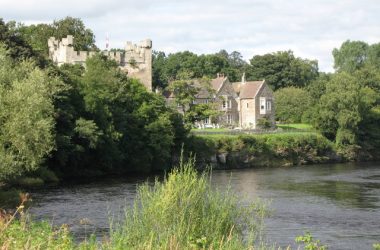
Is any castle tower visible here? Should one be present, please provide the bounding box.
[48,36,153,91]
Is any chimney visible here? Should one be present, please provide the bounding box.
[241,72,246,84]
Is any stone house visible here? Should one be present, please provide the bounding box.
[232,75,275,129]
[164,73,275,129]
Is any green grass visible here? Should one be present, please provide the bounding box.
[191,128,231,132]
[277,123,313,130]
[106,157,269,249]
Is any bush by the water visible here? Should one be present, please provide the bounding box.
[186,133,336,167]
[1,158,269,249]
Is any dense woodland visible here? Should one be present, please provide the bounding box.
[0,17,379,184]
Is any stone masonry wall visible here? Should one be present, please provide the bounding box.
[48,35,152,91]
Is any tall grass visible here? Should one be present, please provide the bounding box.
[105,157,269,250]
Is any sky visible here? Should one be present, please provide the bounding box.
[1,0,380,72]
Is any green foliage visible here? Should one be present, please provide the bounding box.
[256,116,272,129]
[74,118,103,149]
[313,72,377,148]
[0,19,46,66]
[152,50,248,89]
[106,158,268,249]
[274,87,312,123]
[0,45,63,181]
[277,123,313,130]
[49,54,185,176]
[374,243,380,250]
[248,50,319,90]
[0,217,74,249]
[333,40,369,73]
[295,232,327,250]
[187,133,334,167]
[167,78,219,128]
[14,17,97,57]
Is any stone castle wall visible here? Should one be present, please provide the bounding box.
[48,35,152,91]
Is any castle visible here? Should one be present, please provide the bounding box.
[48,35,152,91]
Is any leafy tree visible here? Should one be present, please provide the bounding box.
[0,19,46,66]
[333,40,369,73]
[152,50,167,89]
[274,87,312,123]
[167,78,218,127]
[313,72,377,146]
[12,17,97,58]
[367,43,380,69]
[0,45,63,180]
[11,22,54,56]
[248,51,318,90]
[51,17,97,51]
[306,73,331,102]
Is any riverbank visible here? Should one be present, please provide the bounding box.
[185,132,346,169]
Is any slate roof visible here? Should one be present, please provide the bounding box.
[232,80,265,99]
[210,76,227,92]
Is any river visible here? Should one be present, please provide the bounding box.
[28,162,380,249]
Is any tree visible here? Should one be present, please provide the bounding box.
[333,40,369,73]
[0,19,46,66]
[12,22,54,56]
[248,51,318,90]
[12,17,97,58]
[152,50,168,89]
[274,87,312,123]
[0,45,62,180]
[313,72,377,146]
[167,78,218,127]
[51,17,97,51]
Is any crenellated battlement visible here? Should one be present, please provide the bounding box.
[48,35,152,91]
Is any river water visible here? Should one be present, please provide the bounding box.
[28,162,380,249]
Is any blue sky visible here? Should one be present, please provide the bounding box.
[1,0,379,72]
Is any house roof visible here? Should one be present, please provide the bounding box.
[233,80,265,99]
[211,76,227,92]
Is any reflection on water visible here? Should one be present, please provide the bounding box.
[28,162,380,249]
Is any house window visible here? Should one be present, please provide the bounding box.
[227,114,233,124]
[260,98,266,114]
[228,100,232,108]
[192,100,197,104]
[266,100,271,111]
[246,102,249,108]
[205,99,209,104]
[222,101,227,109]
[204,117,210,124]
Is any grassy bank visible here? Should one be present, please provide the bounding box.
[185,132,337,168]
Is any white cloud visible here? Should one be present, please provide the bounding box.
[1,0,379,72]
